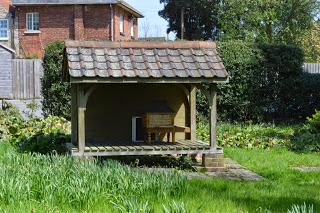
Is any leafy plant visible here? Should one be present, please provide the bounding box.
[163,201,192,213]
[307,110,320,132]
[288,203,314,213]
[197,122,296,149]
[290,111,320,152]
[41,41,71,120]
[0,104,24,142]
[6,116,71,149]
[197,41,319,123]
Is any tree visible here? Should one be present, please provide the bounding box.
[159,0,220,40]
[159,0,319,44]
[219,0,319,44]
[299,22,320,62]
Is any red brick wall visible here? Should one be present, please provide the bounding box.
[113,7,138,41]
[17,5,138,57]
[83,5,111,41]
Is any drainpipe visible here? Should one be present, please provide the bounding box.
[110,4,114,41]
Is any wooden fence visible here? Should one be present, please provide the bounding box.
[304,63,320,74]
[11,59,43,100]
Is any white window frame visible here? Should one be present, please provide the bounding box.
[0,19,9,40]
[119,14,124,35]
[130,18,134,38]
[26,12,40,32]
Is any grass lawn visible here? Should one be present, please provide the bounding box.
[0,142,319,212]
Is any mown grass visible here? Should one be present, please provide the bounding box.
[0,141,319,212]
[183,148,320,212]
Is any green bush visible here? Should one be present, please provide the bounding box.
[0,104,24,142]
[197,41,319,123]
[6,116,71,148]
[307,110,320,132]
[197,122,296,149]
[290,111,320,152]
[41,41,71,120]
[216,41,264,121]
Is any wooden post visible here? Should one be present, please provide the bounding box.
[71,84,78,145]
[209,84,217,150]
[77,84,86,155]
[190,85,196,141]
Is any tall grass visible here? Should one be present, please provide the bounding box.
[0,143,187,211]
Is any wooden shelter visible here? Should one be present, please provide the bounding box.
[63,40,229,159]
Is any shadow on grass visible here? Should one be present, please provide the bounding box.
[18,132,71,155]
[97,155,195,170]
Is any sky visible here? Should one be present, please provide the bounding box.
[125,0,176,40]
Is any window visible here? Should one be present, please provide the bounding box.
[130,18,134,38]
[26,13,39,31]
[0,19,8,40]
[119,14,124,35]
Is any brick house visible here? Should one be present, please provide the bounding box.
[11,0,143,57]
[0,0,18,52]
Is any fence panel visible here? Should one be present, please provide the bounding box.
[304,63,320,74]
[11,59,43,100]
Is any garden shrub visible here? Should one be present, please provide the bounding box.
[197,122,296,149]
[215,41,264,122]
[0,104,24,142]
[197,41,319,123]
[307,110,320,132]
[42,41,71,120]
[6,116,71,154]
[290,111,320,152]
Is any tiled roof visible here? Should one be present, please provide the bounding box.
[64,41,228,81]
[12,0,143,17]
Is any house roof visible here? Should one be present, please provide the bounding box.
[0,43,15,53]
[0,0,11,11]
[12,0,143,18]
[64,40,229,83]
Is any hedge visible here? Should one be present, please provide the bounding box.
[198,41,320,123]
[41,41,71,120]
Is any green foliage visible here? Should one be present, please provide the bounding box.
[42,41,71,120]
[288,203,314,213]
[307,110,320,132]
[197,41,319,123]
[159,0,220,40]
[299,22,320,63]
[290,111,320,152]
[197,122,297,149]
[0,104,24,143]
[0,143,187,211]
[163,201,190,213]
[6,116,71,151]
[215,41,264,121]
[218,0,319,44]
[159,0,319,45]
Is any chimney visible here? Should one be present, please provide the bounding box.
[74,5,84,40]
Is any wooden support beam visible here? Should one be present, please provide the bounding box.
[209,84,217,150]
[77,84,86,155]
[190,85,196,141]
[71,84,78,145]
